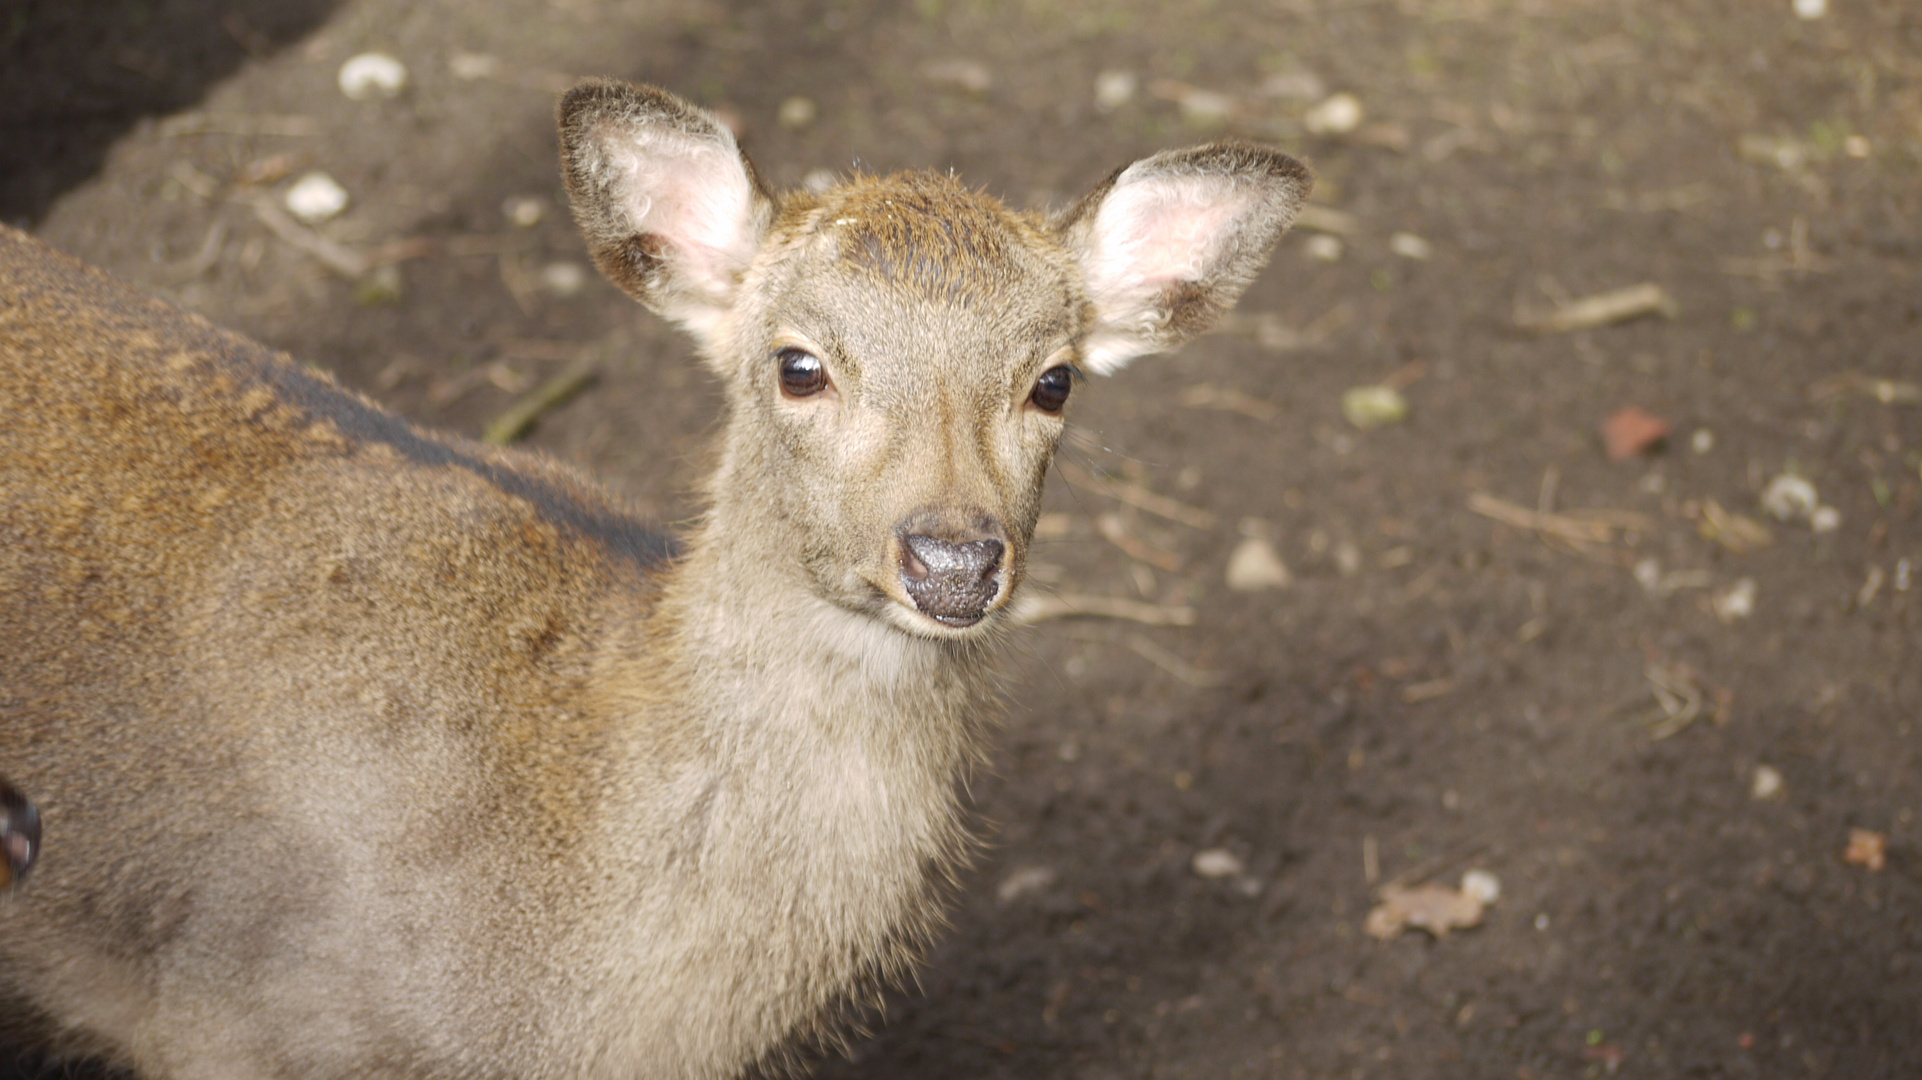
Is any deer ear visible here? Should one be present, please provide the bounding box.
[1059,143,1311,374]
[559,79,772,345]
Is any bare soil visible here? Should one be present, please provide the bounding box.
[6,1,1921,1077]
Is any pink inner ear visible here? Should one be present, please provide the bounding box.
[1088,175,1251,290]
[602,128,758,297]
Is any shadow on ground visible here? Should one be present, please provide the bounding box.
[0,0,342,227]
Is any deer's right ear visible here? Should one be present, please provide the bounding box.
[559,79,772,345]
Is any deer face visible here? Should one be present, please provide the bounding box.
[559,80,1309,637]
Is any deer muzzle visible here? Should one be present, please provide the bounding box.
[899,527,1006,628]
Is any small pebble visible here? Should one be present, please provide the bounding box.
[1304,92,1364,135]
[1334,540,1362,578]
[539,261,588,297]
[1810,505,1841,533]
[1793,0,1826,19]
[284,171,349,224]
[777,96,817,130]
[1713,577,1757,622]
[1461,869,1501,905]
[1304,234,1345,262]
[338,53,408,100]
[1094,70,1138,111]
[1761,473,1819,522]
[1225,536,1292,592]
[1633,557,1663,595]
[1191,848,1244,879]
[502,196,546,228]
[1388,232,1432,260]
[1691,428,1715,454]
[1751,764,1784,800]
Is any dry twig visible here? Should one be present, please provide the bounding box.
[1055,461,1216,530]
[1010,593,1196,627]
[1517,282,1678,334]
[482,361,598,445]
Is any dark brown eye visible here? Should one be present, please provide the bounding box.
[1029,365,1073,414]
[777,347,829,398]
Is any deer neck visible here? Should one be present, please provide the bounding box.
[604,444,1000,875]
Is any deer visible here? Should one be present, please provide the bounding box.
[0,78,1308,1079]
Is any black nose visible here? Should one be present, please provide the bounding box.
[900,533,1006,627]
[1,778,40,890]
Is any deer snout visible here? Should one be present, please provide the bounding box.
[898,514,1008,628]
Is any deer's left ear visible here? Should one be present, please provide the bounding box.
[1057,142,1311,374]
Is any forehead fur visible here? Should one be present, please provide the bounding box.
[803,172,1046,307]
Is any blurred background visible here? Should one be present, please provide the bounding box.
[5,0,1920,1076]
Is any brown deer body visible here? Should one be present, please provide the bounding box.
[0,80,1306,1078]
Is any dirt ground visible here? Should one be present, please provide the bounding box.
[6,0,1922,1076]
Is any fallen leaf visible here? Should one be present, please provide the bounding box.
[1342,384,1408,429]
[1602,406,1669,461]
[1845,828,1887,872]
[1364,881,1486,940]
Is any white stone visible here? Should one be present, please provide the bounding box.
[502,196,546,228]
[539,261,588,298]
[1304,234,1344,262]
[1751,764,1784,800]
[1304,92,1364,135]
[1691,428,1715,454]
[284,171,349,224]
[1226,537,1292,592]
[1761,473,1819,522]
[1793,0,1826,19]
[1461,869,1501,905]
[338,53,408,100]
[1191,848,1245,879]
[1094,70,1138,111]
[1388,232,1432,260]
[1811,505,1841,533]
[777,96,817,130]
[1713,577,1757,622]
[1634,557,1663,595]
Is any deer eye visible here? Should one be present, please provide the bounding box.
[776,348,829,398]
[1029,365,1074,414]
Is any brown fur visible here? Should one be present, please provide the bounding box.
[0,80,1305,1078]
